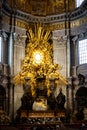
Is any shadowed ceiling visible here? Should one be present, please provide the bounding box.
[7,0,75,16]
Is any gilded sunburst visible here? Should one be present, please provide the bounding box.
[13,24,69,96]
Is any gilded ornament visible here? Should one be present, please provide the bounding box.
[13,24,69,96]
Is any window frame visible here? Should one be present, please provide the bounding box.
[76,0,84,7]
[78,38,87,65]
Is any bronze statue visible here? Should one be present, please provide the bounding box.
[56,88,66,110]
[35,77,47,98]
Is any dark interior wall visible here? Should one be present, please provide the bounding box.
[0,84,6,110]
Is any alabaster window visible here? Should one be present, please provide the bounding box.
[76,0,84,7]
[0,37,2,62]
[78,39,87,64]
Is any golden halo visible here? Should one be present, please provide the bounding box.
[33,50,44,64]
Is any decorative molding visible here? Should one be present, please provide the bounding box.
[71,16,87,28]
[2,0,87,24]
[14,33,26,47]
[2,14,87,33]
[6,0,75,16]
[1,31,8,41]
[52,36,67,45]
[1,0,87,37]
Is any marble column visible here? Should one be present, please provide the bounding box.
[66,37,70,78]
[8,32,14,75]
[71,38,78,113]
[0,0,3,30]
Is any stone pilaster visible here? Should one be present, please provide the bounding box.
[70,37,79,122]
[1,31,8,64]
[8,32,14,75]
[0,0,3,30]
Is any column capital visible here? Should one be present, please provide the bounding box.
[1,31,8,41]
[72,36,78,44]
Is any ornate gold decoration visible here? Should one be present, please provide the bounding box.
[33,50,44,64]
[31,0,47,16]
[13,24,69,96]
[7,0,75,15]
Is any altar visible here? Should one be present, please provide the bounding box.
[14,24,69,124]
[32,96,48,111]
[21,110,65,118]
[18,109,66,126]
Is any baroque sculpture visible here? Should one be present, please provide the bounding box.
[13,24,69,111]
